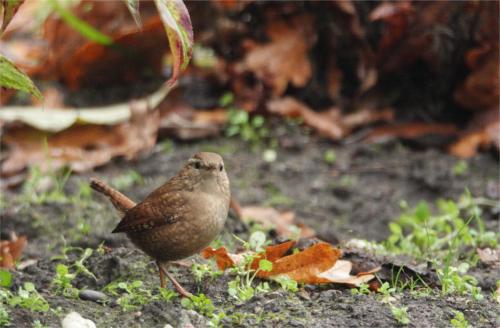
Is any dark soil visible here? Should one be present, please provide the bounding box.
[2,128,499,327]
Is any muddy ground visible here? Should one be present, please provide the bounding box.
[1,127,499,327]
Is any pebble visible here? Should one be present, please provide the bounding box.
[79,289,108,303]
[61,312,96,328]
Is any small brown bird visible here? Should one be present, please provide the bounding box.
[90,152,230,297]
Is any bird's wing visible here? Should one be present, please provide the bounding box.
[112,192,188,233]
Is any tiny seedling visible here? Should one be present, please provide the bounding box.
[32,320,49,328]
[390,305,410,325]
[7,282,50,312]
[52,264,78,298]
[181,293,216,317]
[0,303,10,327]
[452,160,468,176]
[191,263,223,283]
[351,282,371,295]
[377,282,396,303]
[112,169,143,190]
[324,150,336,165]
[0,270,12,288]
[21,166,72,205]
[450,310,470,328]
[226,109,269,149]
[273,275,298,293]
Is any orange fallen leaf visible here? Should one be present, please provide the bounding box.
[202,241,379,287]
[240,206,315,239]
[0,233,28,269]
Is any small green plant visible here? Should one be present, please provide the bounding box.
[7,282,50,312]
[104,279,177,311]
[0,270,12,288]
[112,170,143,190]
[226,109,269,146]
[191,263,223,283]
[21,166,72,205]
[437,264,483,300]
[264,184,293,207]
[377,282,396,303]
[51,248,96,299]
[105,280,152,311]
[0,303,10,327]
[351,282,371,295]
[324,150,336,165]
[52,264,79,298]
[273,275,298,293]
[390,305,410,325]
[453,160,468,176]
[227,258,272,302]
[181,293,216,317]
[32,320,49,328]
[450,310,470,328]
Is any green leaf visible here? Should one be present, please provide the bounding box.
[0,54,42,99]
[23,282,35,292]
[49,0,112,45]
[154,0,193,86]
[1,0,24,34]
[124,0,142,27]
[0,270,12,288]
[249,231,266,252]
[258,259,273,272]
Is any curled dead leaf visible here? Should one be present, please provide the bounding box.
[0,233,28,269]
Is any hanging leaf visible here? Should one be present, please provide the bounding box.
[154,0,193,86]
[124,0,142,28]
[0,54,42,99]
[0,0,24,33]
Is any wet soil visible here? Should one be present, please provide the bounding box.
[1,128,499,327]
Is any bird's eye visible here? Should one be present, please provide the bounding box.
[194,162,201,169]
[219,164,224,172]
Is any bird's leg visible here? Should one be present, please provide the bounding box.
[159,262,193,298]
[157,261,166,288]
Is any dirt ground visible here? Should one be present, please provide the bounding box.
[2,127,499,327]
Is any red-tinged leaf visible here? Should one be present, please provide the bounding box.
[0,234,27,269]
[1,0,24,34]
[154,0,193,86]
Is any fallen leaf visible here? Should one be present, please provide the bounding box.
[268,97,344,140]
[0,233,27,269]
[236,15,315,96]
[203,241,379,287]
[449,109,500,158]
[240,206,315,239]
[476,248,499,266]
[268,97,393,141]
[0,0,24,34]
[366,122,458,143]
[1,100,160,178]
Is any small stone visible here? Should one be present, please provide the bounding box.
[79,290,108,303]
[61,312,96,328]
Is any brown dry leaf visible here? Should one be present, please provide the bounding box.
[203,241,379,286]
[1,105,159,178]
[449,109,500,158]
[366,122,458,143]
[268,97,393,141]
[0,233,28,269]
[236,15,315,96]
[476,248,499,266]
[268,97,344,140]
[241,206,315,239]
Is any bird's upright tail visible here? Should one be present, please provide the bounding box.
[90,178,136,214]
